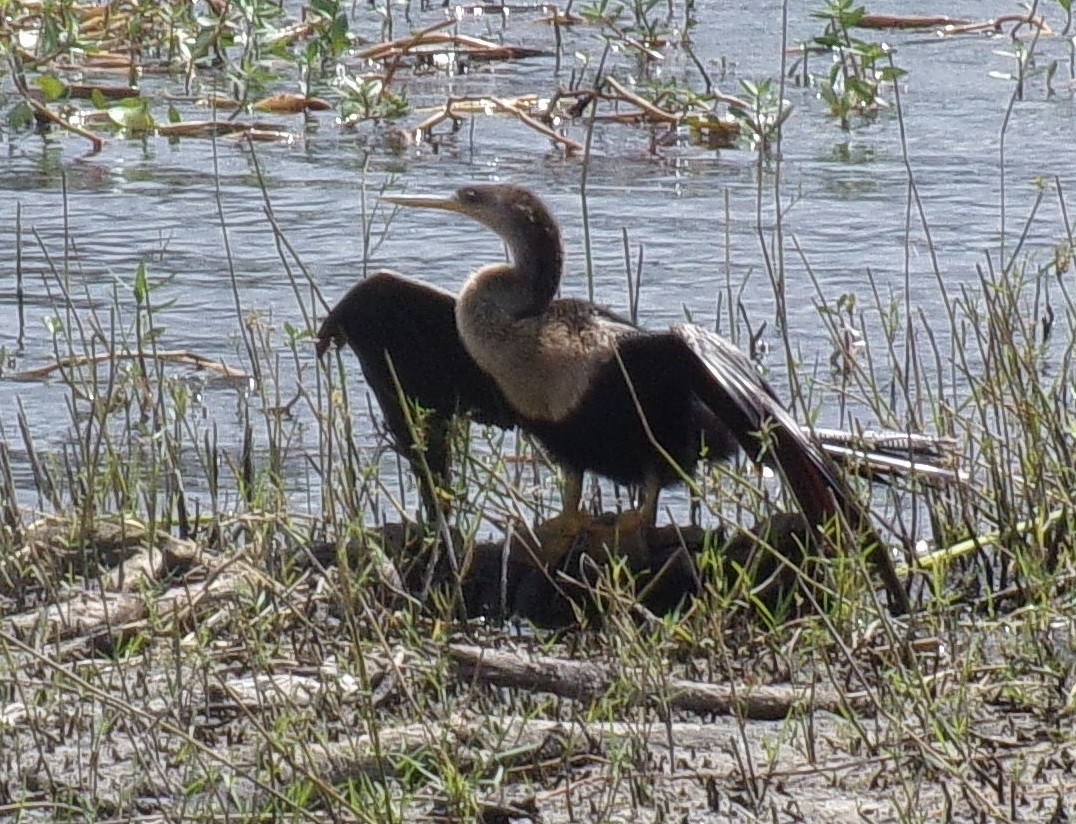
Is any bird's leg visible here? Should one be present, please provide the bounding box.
[529,469,593,567]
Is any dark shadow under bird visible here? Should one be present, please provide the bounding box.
[316,184,915,615]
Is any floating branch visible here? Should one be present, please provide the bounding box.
[852,12,1052,36]
[415,94,581,152]
[414,96,467,134]
[940,13,1052,35]
[601,76,678,123]
[552,78,741,148]
[490,96,583,152]
[252,93,333,114]
[359,28,549,63]
[47,82,141,101]
[12,349,250,382]
[22,97,106,154]
[156,120,294,142]
[454,2,575,15]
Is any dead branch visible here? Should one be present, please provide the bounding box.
[156,119,267,138]
[602,76,678,124]
[359,28,547,62]
[942,13,1052,35]
[252,93,333,114]
[450,643,870,718]
[491,97,583,152]
[853,12,1052,36]
[12,348,250,381]
[414,96,467,135]
[414,95,582,152]
[273,711,588,785]
[23,98,106,154]
[856,14,969,29]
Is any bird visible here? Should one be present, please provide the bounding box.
[316,183,912,614]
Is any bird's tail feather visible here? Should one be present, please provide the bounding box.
[675,324,911,614]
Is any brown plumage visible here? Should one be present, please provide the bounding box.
[316,184,912,614]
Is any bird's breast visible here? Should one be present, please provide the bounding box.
[457,296,618,423]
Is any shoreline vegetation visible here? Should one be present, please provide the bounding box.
[2,0,1075,820]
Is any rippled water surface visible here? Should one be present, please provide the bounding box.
[1,1,1073,518]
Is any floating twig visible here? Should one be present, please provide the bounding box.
[359,28,548,62]
[156,120,293,142]
[414,96,468,135]
[852,12,1052,36]
[415,94,580,152]
[491,96,583,152]
[12,349,250,382]
[941,13,1052,36]
[252,92,333,114]
[602,76,678,123]
[23,97,106,154]
[856,14,970,30]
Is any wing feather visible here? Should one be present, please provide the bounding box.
[316,271,517,511]
[674,323,910,614]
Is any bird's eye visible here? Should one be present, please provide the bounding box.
[460,187,479,203]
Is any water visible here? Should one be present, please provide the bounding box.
[0,1,1073,521]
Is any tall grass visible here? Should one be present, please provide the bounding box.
[1,0,1074,821]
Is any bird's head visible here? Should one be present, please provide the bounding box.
[383,183,564,312]
[383,184,560,259]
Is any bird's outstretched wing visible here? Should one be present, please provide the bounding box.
[316,271,517,507]
[673,323,910,613]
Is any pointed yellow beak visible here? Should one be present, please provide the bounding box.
[381,193,464,213]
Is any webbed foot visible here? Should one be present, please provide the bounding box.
[582,508,652,571]
[517,508,652,572]
[522,509,594,569]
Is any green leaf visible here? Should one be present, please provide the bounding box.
[846,76,876,103]
[877,66,907,82]
[168,105,181,123]
[36,74,67,102]
[91,88,108,109]
[329,13,349,53]
[133,262,149,305]
[107,101,155,134]
[7,100,34,129]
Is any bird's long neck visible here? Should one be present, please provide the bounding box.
[500,212,563,317]
[456,197,565,389]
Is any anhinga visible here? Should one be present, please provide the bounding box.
[317,184,911,614]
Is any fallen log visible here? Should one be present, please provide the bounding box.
[449,644,870,719]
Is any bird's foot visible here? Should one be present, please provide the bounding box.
[517,509,654,574]
[583,508,652,571]
[523,509,594,569]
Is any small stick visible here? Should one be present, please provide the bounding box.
[16,202,25,349]
[491,97,583,152]
[415,97,465,135]
[602,77,678,123]
[856,14,969,30]
[24,98,106,154]
[943,13,1052,35]
[850,12,1051,36]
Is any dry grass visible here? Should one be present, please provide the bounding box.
[2,0,1076,821]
